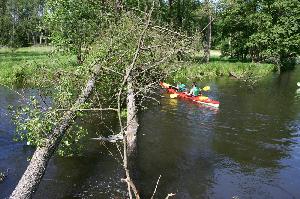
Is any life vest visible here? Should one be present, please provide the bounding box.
[192,87,200,96]
[178,84,187,92]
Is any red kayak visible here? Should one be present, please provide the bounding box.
[160,82,220,108]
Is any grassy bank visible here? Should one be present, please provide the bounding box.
[171,50,276,83]
[0,47,277,86]
[0,46,77,85]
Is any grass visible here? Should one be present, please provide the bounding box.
[171,50,276,83]
[0,47,277,86]
[0,46,77,85]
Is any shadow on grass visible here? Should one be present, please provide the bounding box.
[0,51,51,63]
[193,56,253,64]
[0,51,49,57]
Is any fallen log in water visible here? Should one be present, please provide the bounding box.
[92,133,123,143]
[10,65,101,199]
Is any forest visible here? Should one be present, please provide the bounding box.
[0,0,300,198]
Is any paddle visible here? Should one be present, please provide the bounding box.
[202,86,210,91]
[170,93,179,98]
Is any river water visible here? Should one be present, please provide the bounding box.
[1,67,300,198]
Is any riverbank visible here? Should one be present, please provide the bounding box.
[0,47,277,86]
[171,50,276,83]
[0,46,77,85]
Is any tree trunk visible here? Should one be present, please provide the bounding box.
[32,35,36,45]
[204,14,212,63]
[77,43,83,65]
[10,65,101,199]
[27,32,30,46]
[125,70,140,197]
[177,0,183,28]
[126,72,138,156]
[39,33,43,45]
[115,0,123,15]
[168,0,173,24]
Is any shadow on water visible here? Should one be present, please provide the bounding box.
[0,87,126,198]
[137,66,300,199]
[210,68,300,198]
[0,87,34,198]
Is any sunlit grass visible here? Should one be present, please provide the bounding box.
[171,50,276,83]
[0,46,77,85]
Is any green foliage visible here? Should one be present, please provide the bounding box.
[0,46,77,85]
[11,97,88,156]
[11,97,58,147]
[121,109,127,119]
[85,13,184,105]
[7,11,187,156]
[1,46,92,156]
[172,59,276,83]
[218,0,300,70]
[45,0,110,64]
[0,0,46,47]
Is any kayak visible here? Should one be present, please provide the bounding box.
[160,82,220,108]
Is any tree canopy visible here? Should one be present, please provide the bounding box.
[0,0,299,68]
[218,0,300,70]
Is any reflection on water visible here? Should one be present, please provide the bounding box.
[1,66,300,198]
[296,88,300,97]
[138,66,300,199]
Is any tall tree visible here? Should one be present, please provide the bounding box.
[0,0,46,47]
[45,0,107,64]
[203,0,212,62]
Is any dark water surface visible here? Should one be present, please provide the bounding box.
[1,66,300,198]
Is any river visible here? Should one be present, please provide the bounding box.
[1,66,300,198]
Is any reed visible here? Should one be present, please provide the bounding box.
[0,46,76,85]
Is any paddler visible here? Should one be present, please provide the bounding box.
[176,82,187,92]
[188,82,201,96]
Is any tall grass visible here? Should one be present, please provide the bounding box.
[0,46,77,85]
[171,54,276,83]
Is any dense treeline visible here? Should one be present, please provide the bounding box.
[218,0,300,70]
[0,0,47,47]
[0,0,299,69]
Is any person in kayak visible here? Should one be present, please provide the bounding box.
[188,82,201,96]
[176,82,187,92]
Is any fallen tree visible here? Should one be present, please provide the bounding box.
[10,4,195,198]
[10,64,102,199]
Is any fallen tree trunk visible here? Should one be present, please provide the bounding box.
[126,74,139,155]
[10,65,101,199]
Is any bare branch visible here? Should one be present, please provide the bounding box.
[152,25,193,39]
[165,193,176,199]
[57,108,118,112]
[151,175,162,199]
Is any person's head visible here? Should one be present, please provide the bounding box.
[192,82,197,87]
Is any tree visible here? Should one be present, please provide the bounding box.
[45,0,108,64]
[218,0,300,71]
[10,6,190,198]
[0,0,46,48]
[203,0,213,62]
